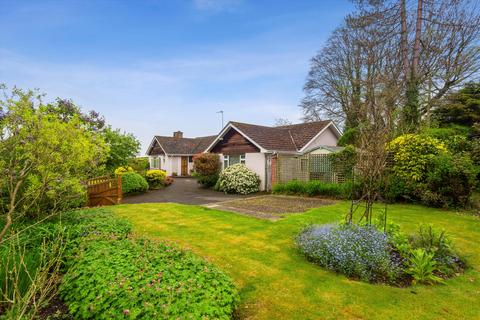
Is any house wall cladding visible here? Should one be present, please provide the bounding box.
[275,154,346,185]
[149,140,165,155]
[211,129,260,154]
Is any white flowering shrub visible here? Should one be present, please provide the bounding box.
[217,163,260,195]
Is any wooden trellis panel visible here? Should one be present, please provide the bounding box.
[87,176,122,207]
[275,154,347,185]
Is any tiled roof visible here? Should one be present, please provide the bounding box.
[276,121,332,149]
[154,135,216,155]
[230,120,333,152]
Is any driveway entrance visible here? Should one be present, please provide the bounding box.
[121,178,251,205]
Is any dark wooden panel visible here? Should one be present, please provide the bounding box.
[181,156,188,176]
[211,128,260,154]
[87,175,122,206]
[148,140,165,156]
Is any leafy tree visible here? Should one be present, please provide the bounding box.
[44,98,106,132]
[433,82,480,129]
[0,87,107,241]
[103,127,140,171]
[43,98,140,173]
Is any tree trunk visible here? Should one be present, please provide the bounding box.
[402,0,423,132]
[412,0,423,79]
[400,0,409,81]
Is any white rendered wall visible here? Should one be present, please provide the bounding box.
[304,126,338,150]
[245,152,266,191]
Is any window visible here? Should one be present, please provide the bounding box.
[223,154,245,168]
[188,156,194,163]
[151,157,160,169]
[223,155,229,168]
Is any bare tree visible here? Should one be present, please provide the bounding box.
[302,0,480,132]
[274,118,293,126]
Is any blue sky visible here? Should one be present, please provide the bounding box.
[0,0,353,153]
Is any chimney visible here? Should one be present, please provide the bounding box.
[173,131,183,138]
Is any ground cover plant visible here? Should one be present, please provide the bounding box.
[0,208,131,318]
[0,208,239,319]
[60,239,238,319]
[216,164,260,195]
[113,202,480,319]
[296,224,398,283]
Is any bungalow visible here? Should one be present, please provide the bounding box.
[146,120,341,190]
[205,120,341,190]
[146,131,216,176]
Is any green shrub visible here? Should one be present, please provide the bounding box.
[422,154,478,208]
[60,239,239,319]
[121,172,148,194]
[217,164,260,194]
[128,157,150,174]
[388,134,447,183]
[193,153,221,188]
[273,180,305,194]
[387,133,477,208]
[145,169,167,189]
[193,172,219,188]
[328,145,356,180]
[273,180,352,199]
[114,166,134,175]
[382,177,410,202]
[338,127,358,146]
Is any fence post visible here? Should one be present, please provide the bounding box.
[117,175,122,204]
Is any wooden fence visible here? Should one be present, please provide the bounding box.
[275,154,347,185]
[87,175,122,207]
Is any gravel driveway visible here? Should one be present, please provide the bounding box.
[121,178,251,205]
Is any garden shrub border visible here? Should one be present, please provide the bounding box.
[273,180,353,199]
[0,208,239,319]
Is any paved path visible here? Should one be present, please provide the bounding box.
[122,178,251,205]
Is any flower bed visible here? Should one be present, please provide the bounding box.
[296,222,465,286]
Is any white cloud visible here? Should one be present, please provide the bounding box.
[0,46,308,153]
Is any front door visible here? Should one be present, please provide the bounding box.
[181,156,188,176]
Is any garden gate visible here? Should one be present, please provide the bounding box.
[87,176,122,206]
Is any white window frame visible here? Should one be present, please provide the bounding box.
[223,154,245,168]
[223,155,229,169]
[151,156,160,169]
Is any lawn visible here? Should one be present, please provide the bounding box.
[113,202,480,320]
